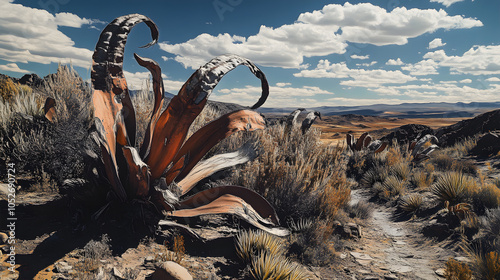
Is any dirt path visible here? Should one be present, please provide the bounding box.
[348,189,459,280]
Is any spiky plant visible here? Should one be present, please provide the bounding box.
[235,229,286,264]
[399,194,423,214]
[378,176,407,199]
[431,172,474,205]
[390,161,412,181]
[84,14,288,236]
[249,252,309,280]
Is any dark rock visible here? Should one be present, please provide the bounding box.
[469,132,500,157]
[334,221,362,239]
[436,109,500,147]
[19,73,44,87]
[422,220,452,240]
[380,124,434,145]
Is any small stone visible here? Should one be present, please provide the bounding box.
[46,267,52,272]
[363,277,380,280]
[145,255,155,263]
[0,232,8,244]
[384,274,398,280]
[340,252,348,259]
[54,261,73,274]
[435,268,446,277]
[350,252,373,266]
[113,267,125,279]
[151,261,193,280]
[358,269,371,274]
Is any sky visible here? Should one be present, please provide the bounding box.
[0,0,499,108]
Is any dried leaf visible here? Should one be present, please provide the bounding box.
[146,55,269,180]
[172,110,265,182]
[92,14,159,157]
[44,97,56,122]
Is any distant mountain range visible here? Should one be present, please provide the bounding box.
[257,102,500,119]
[3,72,498,119]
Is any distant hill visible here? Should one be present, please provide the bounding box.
[258,102,500,119]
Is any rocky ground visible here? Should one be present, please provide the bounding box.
[0,182,478,280]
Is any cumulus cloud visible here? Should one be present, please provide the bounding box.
[0,63,29,73]
[160,2,482,69]
[460,78,472,83]
[294,59,416,87]
[386,58,404,65]
[486,77,500,82]
[0,0,95,69]
[402,59,439,75]
[212,84,335,108]
[351,54,369,60]
[424,45,500,75]
[428,38,446,49]
[356,61,377,67]
[430,0,464,8]
[124,71,185,93]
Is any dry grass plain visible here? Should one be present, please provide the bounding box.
[309,115,467,145]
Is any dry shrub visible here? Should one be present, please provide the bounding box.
[390,161,412,181]
[287,218,336,266]
[0,64,91,185]
[410,169,434,189]
[249,252,309,280]
[74,235,112,276]
[466,248,500,280]
[386,142,405,166]
[444,258,472,280]
[361,164,389,188]
[346,200,373,220]
[226,124,350,222]
[431,152,477,175]
[470,184,500,215]
[376,175,407,200]
[0,78,32,101]
[156,235,186,264]
[399,193,423,214]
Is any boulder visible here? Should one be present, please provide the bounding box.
[436,109,500,147]
[333,221,362,239]
[469,132,500,157]
[151,261,192,280]
[380,124,434,145]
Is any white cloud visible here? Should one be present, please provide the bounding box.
[401,59,439,75]
[371,82,500,103]
[160,2,482,69]
[0,0,95,69]
[298,3,482,45]
[430,0,464,8]
[351,54,369,60]
[386,58,404,65]
[276,82,291,87]
[459,78,472,83]
[424,45,500,75]
[212,84,335,108]
[428,38,446,49]
[124,71,185,93]
[486,77,500,82]
[0,63,29,73]
[295,59,416,88]
[356,61,377,67]
[54,12,92,28]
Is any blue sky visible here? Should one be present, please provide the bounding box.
[0,0,499,108]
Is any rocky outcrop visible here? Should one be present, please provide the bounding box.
[380,124,434,145]
[436,109,500,146]
[469,132,500,157]
[19,74,44,88]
